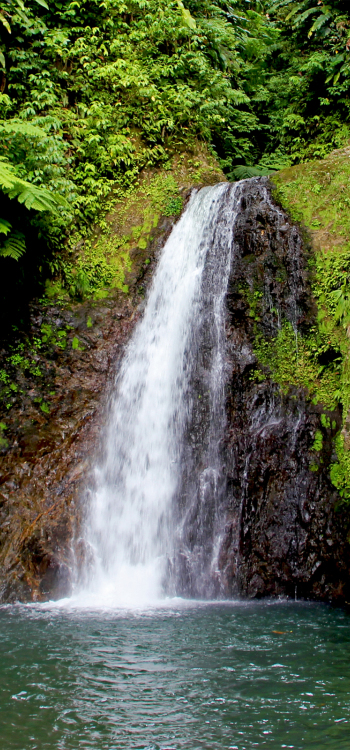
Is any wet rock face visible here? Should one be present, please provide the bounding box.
[221,180,350,604]
[2,178,350,606]
[0,215,176,602]
[172,178,350,605]
[223,383,349,602]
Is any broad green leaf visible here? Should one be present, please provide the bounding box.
[181,7,196,30]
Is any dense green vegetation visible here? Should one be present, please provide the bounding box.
[0,0,349,279]
[257,0,350,164]
[1,0,350,496]
[0,0,267,316]
[0,0,264,268]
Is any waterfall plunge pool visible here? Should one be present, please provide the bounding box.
[0,599,349,750]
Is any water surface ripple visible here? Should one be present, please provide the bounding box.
[0,600,350,749]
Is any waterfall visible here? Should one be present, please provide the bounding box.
[82,181,243,606]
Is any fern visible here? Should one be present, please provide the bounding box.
[230,165,271,180]
[0,228,26,260]
[309,13,332,37]
[271,1,334,39]
[0,156,68,213]
[333,287,350,329]
[0,153,68,262]
[0,217,11,235]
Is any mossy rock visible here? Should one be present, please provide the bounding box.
[273,144,350,256]
[268,146,350,501]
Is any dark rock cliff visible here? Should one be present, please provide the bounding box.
[1,177,350,605]
[173,178,350,605]
[223,181,350,604]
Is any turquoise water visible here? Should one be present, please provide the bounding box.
[0,600,349,750]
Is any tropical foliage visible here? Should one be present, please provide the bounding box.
[262,0,350,162]
[0,152,67,258]
[1,0,350,501]
[0,0,349,267]
[0,1,271,262]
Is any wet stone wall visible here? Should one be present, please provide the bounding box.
[173,178,350,605]
[1,178,350,605]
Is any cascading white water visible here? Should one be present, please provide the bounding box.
[82,181,242,606]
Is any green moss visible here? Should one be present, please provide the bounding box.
[254,322,340,410]
[270,146,350,500]
[93,289,110,300]
[56,148,224,300]
[40,324,67,350]
[312,430,323,452]
[0,421,8,450]
[273,146,350,246]
[138,238,148,250]
[0,323,74,413]
[72,336,83,351]
[330,433,350,501]
[243,285,263,322]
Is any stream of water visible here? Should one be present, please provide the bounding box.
[84,182,242,605]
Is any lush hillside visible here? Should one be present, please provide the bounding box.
[0,1,349,306]
[0,0,267,297]
[1,0,350,498]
